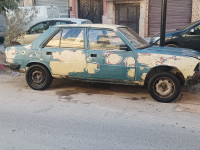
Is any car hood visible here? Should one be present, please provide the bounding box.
[138,46,200,58]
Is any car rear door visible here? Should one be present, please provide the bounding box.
[41,27,87,78]
[85,28,136,81]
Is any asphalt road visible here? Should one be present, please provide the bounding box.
[0,74,200,149]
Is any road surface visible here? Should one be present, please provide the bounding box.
[0,73,200,149]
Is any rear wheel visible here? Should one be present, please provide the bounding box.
[26,65,53,90]
[148,72,181,103]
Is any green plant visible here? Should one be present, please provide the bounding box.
[4,7,38,47]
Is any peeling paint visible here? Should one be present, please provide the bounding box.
[140,67,144,70]
[138,53,199,78]
[124,57,135,67]
[5,47,17,63]
[105,54,122,65]
[50,50,86,76]
[134,81,145,86]
[50,50,98,76]
[24,44,32,50]
[127,68,135,78]
[86,63,98,74]
[141,73,147,81]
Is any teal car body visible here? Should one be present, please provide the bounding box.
[5,24,200,102]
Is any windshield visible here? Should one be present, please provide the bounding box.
[118,27,150,49]
[179,20,200,30]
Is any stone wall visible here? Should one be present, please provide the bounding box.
[192,0,200,22]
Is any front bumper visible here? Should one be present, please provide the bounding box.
[4,62,20,70]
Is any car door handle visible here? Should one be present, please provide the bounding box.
[91,54,97,57]
[46,52,52,55]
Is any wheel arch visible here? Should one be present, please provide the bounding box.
[26,62,51,74]
[165,41,181,47]
[144,65,185,86]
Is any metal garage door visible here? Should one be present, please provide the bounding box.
[148,0,192,37]
[35,0,69,18]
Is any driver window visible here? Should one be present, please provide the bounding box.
[29,22,51,34]
[88,29,127,50]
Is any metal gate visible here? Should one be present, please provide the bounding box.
[35,0,69,18]
[78,0,103,23]
[148,0,192,36]
[115,4,140,34]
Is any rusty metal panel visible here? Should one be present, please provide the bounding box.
[148,0,192,37]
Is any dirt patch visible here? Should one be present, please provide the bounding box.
[56,86,114,98]
[176,104,200,114]
[125,97,147,101]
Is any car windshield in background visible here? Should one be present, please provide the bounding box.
[118,27,150,49]
[179,20,200,30]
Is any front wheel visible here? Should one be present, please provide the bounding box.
[148,72,181,103]
[26,65,53,90]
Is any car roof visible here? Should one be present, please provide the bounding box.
[51,24,126,30]
[47,18,92,24]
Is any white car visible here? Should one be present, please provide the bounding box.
[14,18,92,45]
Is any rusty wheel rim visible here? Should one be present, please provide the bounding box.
[153,77,175,98]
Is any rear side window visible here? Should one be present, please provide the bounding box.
[46,30,62,47]
[46,28,84,49]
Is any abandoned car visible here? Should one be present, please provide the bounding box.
[5,24,200,103]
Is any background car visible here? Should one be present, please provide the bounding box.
[13,18,92,45]
[150,20,200,51]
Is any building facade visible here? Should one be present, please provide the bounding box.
[69,0,200,38]
[22,0,69,18]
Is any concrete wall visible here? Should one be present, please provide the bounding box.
[22,0,34,6]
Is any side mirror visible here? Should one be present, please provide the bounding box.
[190,28,195,33]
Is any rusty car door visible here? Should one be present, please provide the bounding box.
[41,28,87,78]
[85,28,136,81]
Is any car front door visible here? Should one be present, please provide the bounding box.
[41,27,87,78]
[182,24,200,50]
[85,28,136,82]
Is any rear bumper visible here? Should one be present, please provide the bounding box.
[4,62,20,70]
